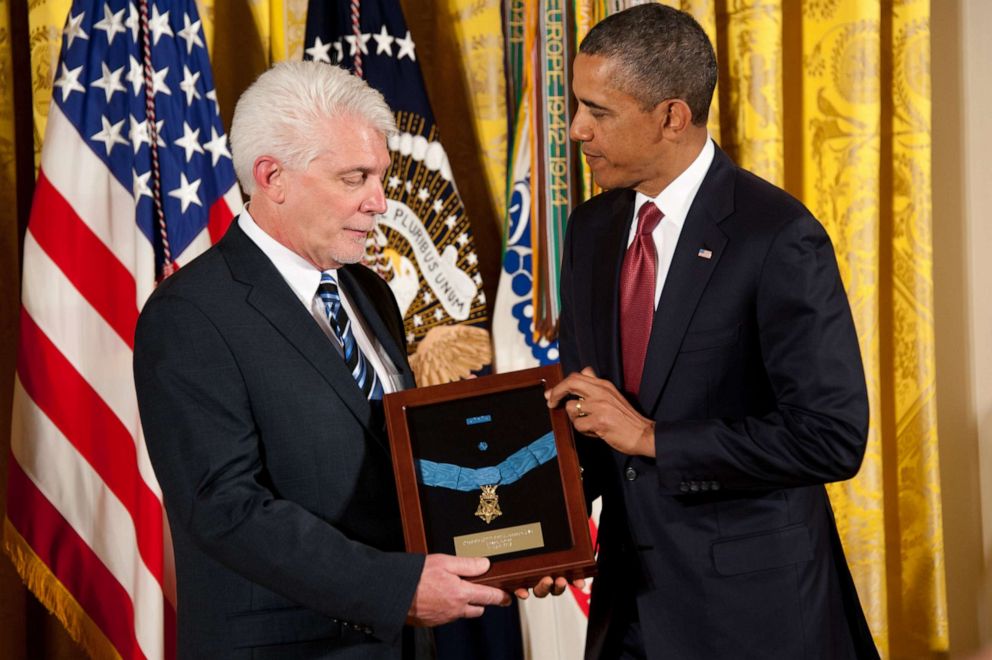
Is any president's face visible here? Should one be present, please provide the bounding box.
[279,115,390,271]
[570,53,668,195]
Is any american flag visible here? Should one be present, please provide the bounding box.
[4,1,240,658]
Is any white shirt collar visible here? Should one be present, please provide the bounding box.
[238,208,329,307]
[633,136,715,230]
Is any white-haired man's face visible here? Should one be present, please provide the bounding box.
[276,115,390,271]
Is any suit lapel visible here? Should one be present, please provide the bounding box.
[591,191,636,385]
[637,147,735,414]
[218,222,383,443]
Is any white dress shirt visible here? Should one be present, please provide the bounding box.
[627,137,716,309]
[238,210,403,394]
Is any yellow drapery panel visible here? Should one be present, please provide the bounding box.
[196,0,307,63]
[0,3,20,658]
[575,1,607,202]
[0,0,15,211]
[672,0,723,146]
[885,0,946,654]
[27,0,71,167]
[714,0,781,183]
[443,0,507,223]
[801,0,945,656]
[802,1,888,652]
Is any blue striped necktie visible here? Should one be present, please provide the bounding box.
[317,272,384,400]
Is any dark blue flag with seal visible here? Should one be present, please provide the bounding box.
[304,0,494,388]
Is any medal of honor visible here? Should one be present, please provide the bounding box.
[416,430,557,525]
[475,485,502,523]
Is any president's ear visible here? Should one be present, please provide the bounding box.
[658,99,694,137]
[252,156,286,203]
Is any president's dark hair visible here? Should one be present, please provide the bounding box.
[579,4,717,125]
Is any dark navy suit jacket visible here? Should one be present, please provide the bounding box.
[559,146,878,659]
[134,221,424,659]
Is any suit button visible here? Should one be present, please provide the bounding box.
[700,481,710,491]
[679,481,689,492]
[689,481,700,492]
[625,467,637,481]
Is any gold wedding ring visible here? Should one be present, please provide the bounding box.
[576,400,588,417]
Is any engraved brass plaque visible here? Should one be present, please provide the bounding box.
[453,523,545,558]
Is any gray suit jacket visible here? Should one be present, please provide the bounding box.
[134,220,424,659]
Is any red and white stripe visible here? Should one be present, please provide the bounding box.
[8,96,239,659]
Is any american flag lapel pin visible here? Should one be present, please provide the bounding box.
[697,248,713,260]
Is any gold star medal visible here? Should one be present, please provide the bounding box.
[475,485,502,524]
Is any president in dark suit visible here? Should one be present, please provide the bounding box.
[133,61,509,659]
[545,6,878,659]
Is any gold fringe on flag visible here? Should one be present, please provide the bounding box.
[3,517,122,660]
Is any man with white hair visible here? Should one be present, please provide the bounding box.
[134,60,510,659]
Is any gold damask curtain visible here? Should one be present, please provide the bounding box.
[661,0,944,656]
[0,0,943,658]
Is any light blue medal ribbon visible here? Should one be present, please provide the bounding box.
[415,431,557,523]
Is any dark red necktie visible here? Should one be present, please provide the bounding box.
[620,201,663,396]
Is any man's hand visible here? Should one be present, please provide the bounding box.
[545,367,656,457]
[514,576,586,600]
[406,554,511,627]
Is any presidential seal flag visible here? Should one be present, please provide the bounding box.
[304,0,491,386]
[4,1,240,657]
[492,100,561,372]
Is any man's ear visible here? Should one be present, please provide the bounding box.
[252,156,286,203]
[658,99,694,137]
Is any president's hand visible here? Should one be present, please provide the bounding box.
[545,367,656,457]
[406,554,511,627]
[514,576,586,600]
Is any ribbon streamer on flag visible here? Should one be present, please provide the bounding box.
[4,1,240,657]
[494,0,587,373]
[304,0,492,386]
[494,1,618,657]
